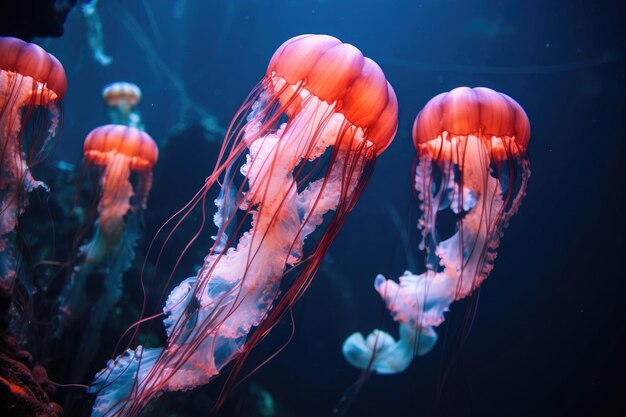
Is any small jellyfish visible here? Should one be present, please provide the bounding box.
[81,125,157,257]
[89,34,397,417]
[0,36,66,293]
[102,82,143,129]
[344,87,530,374]
[56,125,158,380]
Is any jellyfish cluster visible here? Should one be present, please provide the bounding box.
[0,28,532,417]
[343,87,531,374]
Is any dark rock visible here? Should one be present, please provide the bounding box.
[0,0,77,41]
[0,350,62,417]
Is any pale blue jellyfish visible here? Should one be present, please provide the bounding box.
[82,0,113,66]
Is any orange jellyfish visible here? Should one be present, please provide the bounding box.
[0,36,66,291]
[82,124,157,254]
[102,82,143,128]
[344,87,530,374]
[56,125,158,359]
[411,86,530,294]
[89,34,397,417]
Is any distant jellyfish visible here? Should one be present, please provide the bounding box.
[344,317,438,375]
[0,36,66,294]
[57,124,158,319]
[56,125,158,380]
[88,34,398,417]
[102,82,143,129]
[82,0,113,66]
[344,87,530,374]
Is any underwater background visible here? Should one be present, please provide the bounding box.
[2,1,624,416]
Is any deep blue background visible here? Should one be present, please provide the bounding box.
[37,1,625,416]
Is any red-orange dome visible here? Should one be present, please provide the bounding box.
[267,34,398,155]
[0,36,67,101]
[84,125,158,170]
[412,87,530,152]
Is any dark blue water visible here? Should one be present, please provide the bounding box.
[35,1,625,416]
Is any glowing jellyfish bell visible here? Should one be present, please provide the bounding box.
[413,86,530,167]
[0,36,67,109]
[265,34,398,155]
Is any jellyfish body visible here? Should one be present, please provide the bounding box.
[56,125,157,379]
[343,87,530,374]
[82,125,157,262]
[82,0,113,66]
[343,311,438,374]
[0,36,66,291]
[89,34,397,417]
[102,82,143,129]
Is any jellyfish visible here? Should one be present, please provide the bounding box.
[0,36,66,298]
[89,34,398,417]
[56,125,158,381]
[82,0,113,66]
[343,87,530,374]
[102,82,144,129]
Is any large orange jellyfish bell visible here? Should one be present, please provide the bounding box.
[83,125,158,246]
[412,86,530,162]
[265,34,398,155]
[410,86,531,297]
[0,36,67,107]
